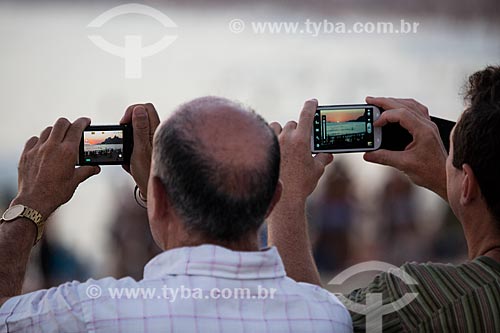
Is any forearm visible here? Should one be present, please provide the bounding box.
[267,195,321,286]
[0,214,36,302]
[432,166,448,202]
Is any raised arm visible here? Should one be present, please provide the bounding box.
[0,118,100,306]
[267,99,333,286]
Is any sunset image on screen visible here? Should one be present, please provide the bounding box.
[314,107,372,150]
[84,131,123,146]
[324,108,365,123]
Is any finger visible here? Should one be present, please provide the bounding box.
[297,99,318,135]
[373,108,420,135]
[366,96,405,111]
[364,149,405,169]
[64,118,91,144]
[283,120,298,132]
[38,126,53,144]
[132,105,150,148]
[73,166,101,185]
[120,104,140,125]
[397,98,430,117]
[314,153,334,167]
[48,118,71,142]
[23,136,39,153]
[144,103,161,139]
[269,122,282,136]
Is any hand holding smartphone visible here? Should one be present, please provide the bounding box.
[77,125,133,166]
[311,103,455,154]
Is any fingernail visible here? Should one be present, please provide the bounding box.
[135,106,147,116]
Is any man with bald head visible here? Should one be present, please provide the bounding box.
[0,97,352,332]
[148,97,281,250]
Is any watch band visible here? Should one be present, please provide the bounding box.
[21,207,44,245]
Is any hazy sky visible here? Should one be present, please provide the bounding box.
[84,130,122,145]
[324,108,365,123]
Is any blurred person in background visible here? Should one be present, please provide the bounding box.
[39,224,90,289]
[269,66,500,331]
[309,160,356,272]
[431,206,468,262]
[378,170,426,265]
[0,97,351,332]
[109,189,161,280]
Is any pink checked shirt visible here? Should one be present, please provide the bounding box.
[1,245,352,332]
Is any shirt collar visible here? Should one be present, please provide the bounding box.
[143,244,286,280]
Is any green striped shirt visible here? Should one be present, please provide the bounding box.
[346,256,500,332]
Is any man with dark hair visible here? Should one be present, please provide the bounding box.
[0,96,352,332]
[269,66,500,331]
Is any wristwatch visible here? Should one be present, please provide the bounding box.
[1,205,44,245]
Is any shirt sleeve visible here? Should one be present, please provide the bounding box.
[0,280,87,332]
[344,272,404,332]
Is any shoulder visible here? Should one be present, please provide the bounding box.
[290,279,352,329]
[0,276,139,332]
[400,258,500,291]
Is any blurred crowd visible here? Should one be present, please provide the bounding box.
[307,159,468,277]
[0,160,468,290]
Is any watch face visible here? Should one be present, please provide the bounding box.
[2,205,25,221]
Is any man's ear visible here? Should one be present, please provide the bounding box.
[149,176,170,222]
[265,180,283,218]
[460,164,481,205]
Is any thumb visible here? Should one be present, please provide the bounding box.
[364,149,404,169]
[74,166,101,184]
[132,106,150,148]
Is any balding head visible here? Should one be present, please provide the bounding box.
[152,96,280,241]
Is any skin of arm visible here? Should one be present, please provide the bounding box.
[0,104,159,307]
[267,97,449,286]
[0,117,100,307]
[267,99,333,286]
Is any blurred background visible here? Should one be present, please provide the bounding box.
[0,0,498,292]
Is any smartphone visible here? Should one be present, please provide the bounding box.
[311,104,382,153]
[380,116,455,153]
[77,125,133,166]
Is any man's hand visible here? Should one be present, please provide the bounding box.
[12,118,101,218]
[267,99,333,286]
[120,103,160,198]
[364,97,448,200]
[270,99,333,201]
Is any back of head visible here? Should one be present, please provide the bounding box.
[152,96,280,241]
[452,65,500,224]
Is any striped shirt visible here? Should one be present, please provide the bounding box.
[347,256,500,332]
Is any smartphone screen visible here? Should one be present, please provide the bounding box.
[78,125,132,165]
[312,104,381,153]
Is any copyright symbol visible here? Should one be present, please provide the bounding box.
[86,284,102,299]
[229,19,245,34]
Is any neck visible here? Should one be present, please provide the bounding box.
[164,228,261,252]
[461,208,500,261]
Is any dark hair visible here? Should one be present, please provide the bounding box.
[452,65,500,223]
[153,101,280,241]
